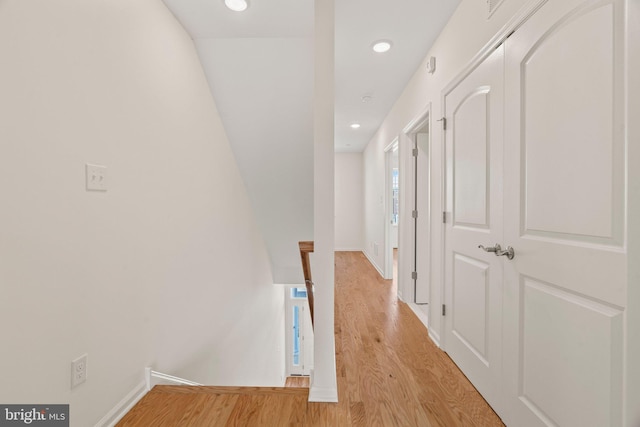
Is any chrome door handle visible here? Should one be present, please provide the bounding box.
[478,243,501,253]
[478,244,515,260]
[496,246,515,260]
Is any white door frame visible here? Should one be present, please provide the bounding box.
[383,138,399,281]
[401,105,433,319]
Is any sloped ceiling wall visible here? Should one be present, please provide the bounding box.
[163,0,314,284]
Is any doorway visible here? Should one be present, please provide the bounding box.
[384,140,399,284]
[401,109,431,314]
[285,287,313,377]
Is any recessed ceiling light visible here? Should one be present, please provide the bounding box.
[372,40,392,53]
[350,123,361,129]
[225,0,248,12]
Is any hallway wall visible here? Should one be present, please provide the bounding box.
[335,153,364,251]
[363,0,640,423]
[0,1,284,425]
[363,0,533,343]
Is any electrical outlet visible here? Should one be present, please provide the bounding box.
[86,164,107,191]
[71,354,88,389]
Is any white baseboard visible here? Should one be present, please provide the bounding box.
[362,250,385,278]
[334,247,363,252]
[95,368,201,427]
[308,385,339,402]
[405,302,442,349]
[94,380,147,427]
[407,302,429,328]
[428,329,441,349]
[146,367,202,388]
[307,369,338,403]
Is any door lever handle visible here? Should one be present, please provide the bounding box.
[478,243,501,253]
[478,244,515,260]
[496,246,515,260]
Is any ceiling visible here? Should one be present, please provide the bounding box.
[162,0,462,153]
[335,0,461,152]
[161,0,460,283]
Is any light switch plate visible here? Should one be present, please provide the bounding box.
[86,164,107,191]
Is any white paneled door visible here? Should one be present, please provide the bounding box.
[443,45,505,414]
[502,0,626,426]
[444,0,627,425]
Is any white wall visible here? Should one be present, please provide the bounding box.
[0,1,284,425]
[335,153,364,251]
[363,141,386,274]
[364,0,639,424]
[363,0,535,344]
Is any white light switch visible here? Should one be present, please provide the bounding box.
[86,164,107,191]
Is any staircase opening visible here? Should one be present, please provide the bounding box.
[285,286,313,377]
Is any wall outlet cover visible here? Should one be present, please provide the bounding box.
[86,164,107,191]
[71,354,88,389]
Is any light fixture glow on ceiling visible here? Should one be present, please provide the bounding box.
[225,0,248,12]
[372,40,392,53]
[350,123,361,129]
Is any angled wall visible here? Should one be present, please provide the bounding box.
[0,1,284,425]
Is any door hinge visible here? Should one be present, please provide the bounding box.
[412,148,419,157]
[412,210,418,219]
[411,271,417,280]
[438,117,447,130]
[442,211,447,223]
[442,304,446,316]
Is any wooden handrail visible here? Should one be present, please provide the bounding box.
[298,241,314,328]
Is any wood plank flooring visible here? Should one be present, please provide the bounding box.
[117,251,504,426]
[285,376,310,388]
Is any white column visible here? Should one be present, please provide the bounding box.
[309,0,338,403]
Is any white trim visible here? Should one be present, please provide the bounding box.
[383,139,398,153]
[308,379,339,403]
[407,302,429,327]
[146,368,202,387]
[362,249,384,278]
[402,104,431,135]
[95,369,203,426]
[401,104,432,309]
[308,368,338,402]
[428,329,441,348]
[406,300,441,349]
[94,381,147,427]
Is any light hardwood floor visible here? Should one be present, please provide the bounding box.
[285,376,310,388]
[117,251,503,426]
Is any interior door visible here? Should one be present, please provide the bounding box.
[443,45,504,413]
[502,0,626,425]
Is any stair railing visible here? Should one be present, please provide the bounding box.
[298,241,314,328]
